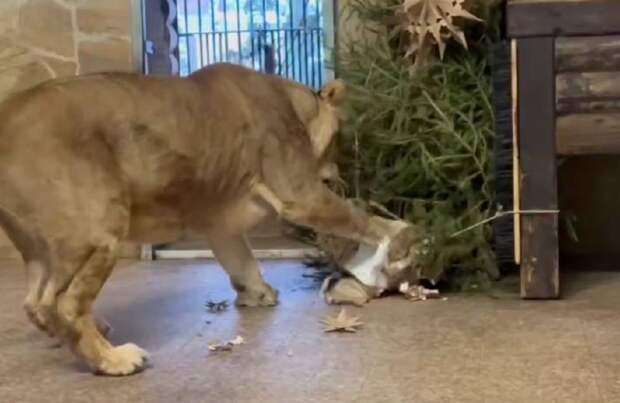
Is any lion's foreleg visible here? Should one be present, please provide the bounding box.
[281,188,389,246]
[207,231,278,307]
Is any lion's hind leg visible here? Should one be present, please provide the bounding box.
[22,259,112,339]
[0,205,53,333]
[52,236,149,376]
[23,260,51,332]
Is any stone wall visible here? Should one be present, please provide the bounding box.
[0,0,139,259]
[0,0,136,101]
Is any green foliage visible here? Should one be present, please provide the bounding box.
[335,0,502,290]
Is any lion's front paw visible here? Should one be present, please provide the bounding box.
[235,282,279,307]
[96,343,150,376]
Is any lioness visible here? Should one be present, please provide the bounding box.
[0,63,399,375]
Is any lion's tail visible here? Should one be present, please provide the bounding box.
[0,204,48,263]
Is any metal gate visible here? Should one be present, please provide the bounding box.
[174,0,328,89]
[139,0,331,259]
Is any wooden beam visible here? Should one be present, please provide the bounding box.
[556,36,620,73]
[557,72,620,100]
[507,0,620,38]
[556,72,620,115]
[557,99,620,116]
[511,39,521,265]
[557,113,620,155]
[517,37,560,299]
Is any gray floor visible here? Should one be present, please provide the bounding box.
[1,259,620,403]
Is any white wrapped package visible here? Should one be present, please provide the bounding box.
[344,237,390,291]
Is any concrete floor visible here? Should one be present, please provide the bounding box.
[1,260,620,403]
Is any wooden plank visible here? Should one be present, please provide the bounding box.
[557,99,620,115]
[557,113,620,154]
[511,40,521,265]
[556,36,620,73]
[517,37,560,299]
[556,72,620,114]
[557,72,620,99]
[507,0,620,38]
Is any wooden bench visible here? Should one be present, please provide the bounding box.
[507,0,620,298]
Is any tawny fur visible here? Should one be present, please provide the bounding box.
[0,63,394,376]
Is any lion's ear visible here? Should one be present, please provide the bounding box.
[319,80,346,106]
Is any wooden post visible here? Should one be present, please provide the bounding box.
[517,37,560,299]
[511,40,521,265]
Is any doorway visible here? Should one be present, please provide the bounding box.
[141,0,333,258]
[176,0,330,89]
[142,0,334,85]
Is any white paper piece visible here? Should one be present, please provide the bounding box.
[344,238,390,288]
[229,335,245,345]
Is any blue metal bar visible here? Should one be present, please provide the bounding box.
[309,27,315,88]
[317,0,323,87]
[183,0,191,74]
[261,0,266,72]
[205,32,210,64]
[275,0,281,74]
[257,32,263,71]
[250,0,255,68]
[261,0,267,28]
[302,0,309,85]
[296,30,302,81]
[223,0,229,61]
[218,32,224,62]
[317,27,322,86]
[197,0,204,68]
[283,30,289,78]
[236,0,242,63]
[210,0,217,62]
[269,30,275,73]
[289,0,294,79]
